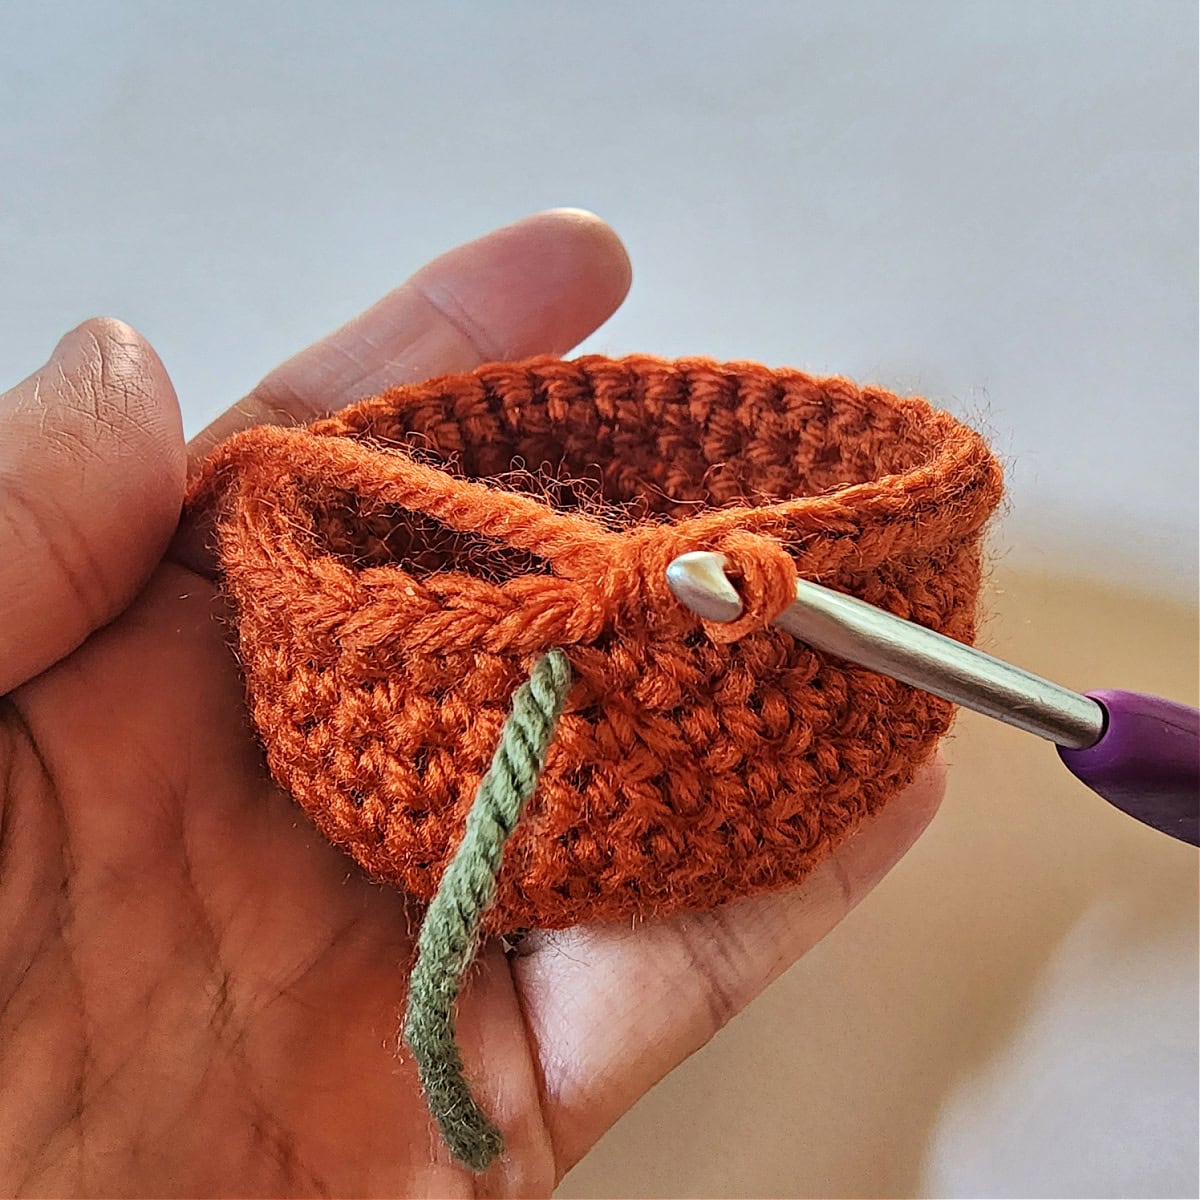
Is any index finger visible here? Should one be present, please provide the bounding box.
[186,208,632,470]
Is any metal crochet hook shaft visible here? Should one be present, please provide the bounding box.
[665,550,1104,749]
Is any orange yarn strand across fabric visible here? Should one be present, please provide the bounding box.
[188,355,1003,932]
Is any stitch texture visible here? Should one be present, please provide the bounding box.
[188,355,1003,931]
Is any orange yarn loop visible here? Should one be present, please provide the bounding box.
[189,355,1003,930]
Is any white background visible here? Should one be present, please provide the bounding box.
[2,2,1196,1197]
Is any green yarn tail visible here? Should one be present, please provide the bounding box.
[402,649,572,1173]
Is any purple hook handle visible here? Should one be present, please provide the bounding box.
[1058,690,1199,846]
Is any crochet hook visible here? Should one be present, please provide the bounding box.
[665,551,1199,847]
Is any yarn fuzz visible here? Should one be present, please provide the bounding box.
[188,355,1004,932]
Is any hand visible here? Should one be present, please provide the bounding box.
[0,210,944,1197]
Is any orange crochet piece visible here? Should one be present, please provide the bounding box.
[189,355,1003,931]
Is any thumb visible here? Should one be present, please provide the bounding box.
[0,318,185,694]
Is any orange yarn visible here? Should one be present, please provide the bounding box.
[188,355,1003,931]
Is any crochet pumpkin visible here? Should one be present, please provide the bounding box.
[189,355,1002,933]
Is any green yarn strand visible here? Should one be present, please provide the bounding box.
[403,649,572,1173]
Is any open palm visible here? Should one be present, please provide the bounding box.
[0,211,943,1198]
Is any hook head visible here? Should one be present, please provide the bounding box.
[665,551,744,622]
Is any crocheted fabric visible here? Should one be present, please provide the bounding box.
[189,355,1003,931]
